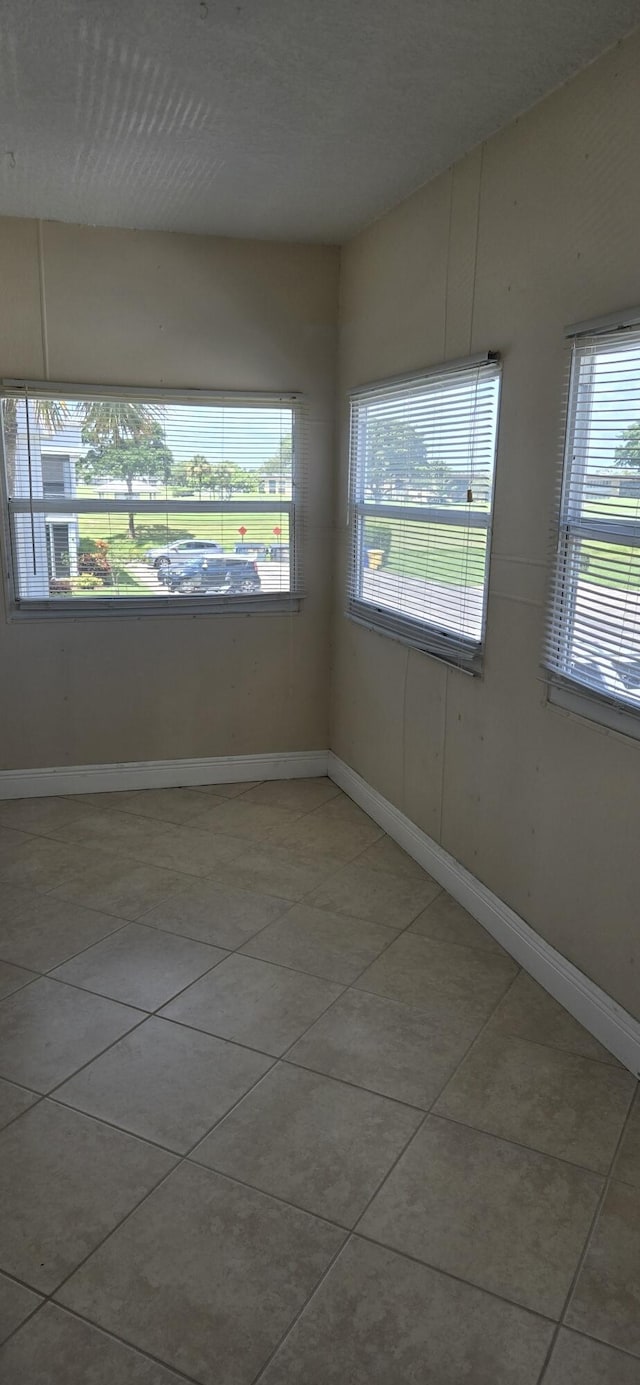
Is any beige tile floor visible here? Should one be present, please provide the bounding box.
[0,776,638,1384]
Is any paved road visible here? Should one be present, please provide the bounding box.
[361,569,483,639]
[126,560,291,595]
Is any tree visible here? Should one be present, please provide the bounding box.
[615,422,640,474]
[1,398,70,492]
[209,462,253,498]
[364,419,429,499]
[185,454,214,500]
[79,403,171,539]
[266,435,292,468]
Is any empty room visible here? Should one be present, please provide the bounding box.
[0,2,639,1381]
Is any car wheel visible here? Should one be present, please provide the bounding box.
[155,556,169,568]
[238,579,260,593]
[177,578,198,594]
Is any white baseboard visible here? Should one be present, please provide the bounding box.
[0,750,329,800]
[328,752,640,1077]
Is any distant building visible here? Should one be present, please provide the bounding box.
[258,473,291,497]
[12,414,83,598]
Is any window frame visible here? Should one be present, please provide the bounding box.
[0,380,303,621]
[545,309,640,739]
[346,353,501,673]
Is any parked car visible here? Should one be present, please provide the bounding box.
[144,539,221,568]
[269,544,290,562]
[569,654,640,704]
[162,555,261,595]
[234,542,269,558]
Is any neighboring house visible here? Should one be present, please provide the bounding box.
[258,473,292,497]
[41,452,80,583]
[12,413,83,599]
[12,410,166,598]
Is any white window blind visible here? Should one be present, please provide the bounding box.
[545,318,640,719]
[0,383,301,616]
[347,355,501,671]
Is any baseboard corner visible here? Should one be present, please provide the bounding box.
[327,751,640,1077]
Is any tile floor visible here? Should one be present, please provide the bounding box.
[0,776,638,1384]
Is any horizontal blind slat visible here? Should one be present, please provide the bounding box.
[544,323,640,713]
[2,387,300,607]
[347,357,500,670]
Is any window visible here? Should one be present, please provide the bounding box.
[545,313,640,730]
[0,384,300,615]
[347,355,501,671]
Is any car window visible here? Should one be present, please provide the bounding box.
[612,659,640,691]
[571,659,608,692]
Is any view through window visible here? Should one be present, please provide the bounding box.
[545,323,640,716]
[347,357,501,671]
[1,389,298,610]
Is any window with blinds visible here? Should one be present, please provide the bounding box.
[545,316,640,726]
[0,383,300,616]
[347,355,501,671]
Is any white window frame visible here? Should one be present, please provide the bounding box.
[546,309,640,741]
[0,381,303,620]
[346,353,501,673]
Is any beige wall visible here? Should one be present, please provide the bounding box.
[0,219,339,768]
[333,32,640,1019]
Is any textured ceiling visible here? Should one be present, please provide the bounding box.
[0,0,639,242]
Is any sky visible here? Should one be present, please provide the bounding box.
[20,400,294,472]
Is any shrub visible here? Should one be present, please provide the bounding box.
[365,526,392,562]
[78,538,113,584]
[72,573,103,591]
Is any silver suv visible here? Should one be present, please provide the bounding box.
[144,539,221,568]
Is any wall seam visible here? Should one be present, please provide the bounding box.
[36,219,50,380]
[439,143,485,848]
[443,167,454,359]
[467,142,484,356]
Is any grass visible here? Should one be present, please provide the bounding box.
[64,510,291,598]
[364,517,487,588]
[80,511,290,556]
[65,494,640,598]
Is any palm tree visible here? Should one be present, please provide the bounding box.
[186,454,214,500]
[1,398,70,493]
[2,397,167,540]
[80,402,168,539]
[80,400,165,450]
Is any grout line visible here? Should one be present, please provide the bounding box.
[534,1079,639,1384]
[554,1322,640,1365]
[0,1296,204,1384]
[249,1235,351,1385]
[280,1054,429,1113]
[419,1109,611,1183]
[44,1080,293,1310]
[5,794,635,1376]
[464,1019,626,1072]
[185,1147,350,1235]
[251,1223,561,1385]
[248,967,528,1379]
[0,1293,46,1357]
[351,1227,559,1325]
[43,949,229,1018]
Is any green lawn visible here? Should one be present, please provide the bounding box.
[80,510,290,556]
[66,509,290,597]
[363,517,487,588]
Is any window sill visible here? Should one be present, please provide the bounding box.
[347,600,480,674]
[547,679,640,744]
[8,593,302,622]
